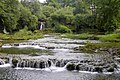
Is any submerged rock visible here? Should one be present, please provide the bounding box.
[107,67,114,72]
[14,43,19,46]
[45,46,55,49]
[39,61,46,68]
[76,64,90,71]
[93,66,103,73]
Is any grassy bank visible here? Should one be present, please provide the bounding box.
[62,33,98,40]
[79,42,120,54]
[78,33,120,55]
[63,33,120,41]
[0,29,44,40]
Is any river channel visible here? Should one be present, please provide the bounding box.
[0,35,120,80]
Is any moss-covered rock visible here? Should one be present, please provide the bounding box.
[12,59,18,68]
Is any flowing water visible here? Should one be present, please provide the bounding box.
[0,34,120,80]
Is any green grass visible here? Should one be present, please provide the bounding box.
[63,33,89,39]
[97,33,120,42]
[79,42,120,55]
[63,33,98,40]
[0,33,10,40]
[74,33,120,55]
[63,33,120,42]
[0,48,53,55]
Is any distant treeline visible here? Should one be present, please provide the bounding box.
[0,0,120,33]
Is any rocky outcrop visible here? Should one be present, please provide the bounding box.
[66,62,117,73]
[10,57,120,73]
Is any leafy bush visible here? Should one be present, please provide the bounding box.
[0,29,44,40]
[43,28,54,34]
[0,33,10,40]
[13,29,43,40]
[114,29,120,33]
[54,24,72,33]
[14,29,33,36]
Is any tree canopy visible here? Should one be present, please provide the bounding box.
[0,0,120,33]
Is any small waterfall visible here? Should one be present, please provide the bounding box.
[11,57,120,73]
[9,57,13,65]
[40,22,44,30]
[0,58,11,67]
[0,59,5,65]
[14,58,67,69]
[3,27,9,34]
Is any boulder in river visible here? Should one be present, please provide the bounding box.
[14,43,19,46]
[93,66,103,73]
[107,67,114,72]
[66,63,76,71]
[12,59,18,68]
[45,46,55,49]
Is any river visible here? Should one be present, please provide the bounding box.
[0,34,120,80]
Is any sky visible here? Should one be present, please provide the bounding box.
[19,0,46,3]
[39,0,46,3]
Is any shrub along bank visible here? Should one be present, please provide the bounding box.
[0,29,44,40]
[0,29,44,46]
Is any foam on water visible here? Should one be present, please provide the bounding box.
[14,66,118,75]
[78,71,98,74]
[0,64,11,67]
[15,66,66,72]
[2,45,12,48]
[2,44,46,50]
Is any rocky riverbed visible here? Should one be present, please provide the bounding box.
[0,35,120,80]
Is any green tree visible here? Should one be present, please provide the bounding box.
[0,0,20,33]
[95,0,120,32]
[21,0,42,18]
[46,0,61,8]
[17,5,38,31]
[73,0,91,15]
[0,1,5,32]
[50,7,74,25]
[42,6,56,18]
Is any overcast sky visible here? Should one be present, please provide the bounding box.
[19,0,46,3]
[39,0,46,3]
